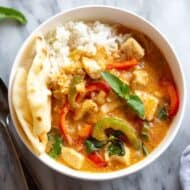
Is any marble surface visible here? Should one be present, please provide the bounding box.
[0,0,190,189]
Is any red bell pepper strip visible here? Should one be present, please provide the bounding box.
[86,81,111,95]
[59,102,72,144]
[75,92,85,103]
[87,152,107,167]
[162,80,179,117]
[76,81,111,102]
[106,58,138,70]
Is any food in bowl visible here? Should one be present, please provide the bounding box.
[12,21,179,172]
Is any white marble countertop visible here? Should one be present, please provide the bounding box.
[0,0,190,189]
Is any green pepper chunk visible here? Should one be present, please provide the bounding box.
[92,117,142,150]
[68,75,83,108]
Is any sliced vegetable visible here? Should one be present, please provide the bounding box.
[157,106,168,120]
[140,122,150,141]
[68,75,84,108]
[162,80,179,117]
[86,81,111,95]
[87,152,107,167]
[0,6,27,24]
[59,102,71,143]
[78,124,92,138]
[92,117,142,150]
[108,139,125,156]
[48,135,62,158]
[84,138,105,153]
[107,58,138,70]
[101,71,144,117]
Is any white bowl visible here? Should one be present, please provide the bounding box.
[8,5,186,180]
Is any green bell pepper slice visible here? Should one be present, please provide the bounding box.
[92,117,142,150]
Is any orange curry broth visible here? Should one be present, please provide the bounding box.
[49,25,176,172]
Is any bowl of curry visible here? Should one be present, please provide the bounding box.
[8,6,186,180]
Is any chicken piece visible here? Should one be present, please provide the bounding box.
[74,99,98,120]
[132,70,148,86]
[61,147,85,169]
[121,37,145,60]
[105,145,131,165]
[82,57,101,79]
[135,90,159,121]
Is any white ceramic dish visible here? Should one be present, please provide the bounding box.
[8,5,186,180]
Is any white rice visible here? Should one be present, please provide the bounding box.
[46,21,128,75]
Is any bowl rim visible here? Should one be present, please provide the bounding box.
[8,5,186,181]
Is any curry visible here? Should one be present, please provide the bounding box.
[13,21,179,172]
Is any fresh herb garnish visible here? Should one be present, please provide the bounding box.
[107,138,125,156]
[101,71,144,118]
[158,106,168,120]
[101,71,129,96]
[0,6,27,24]
[140,122,150,141]
[127,95,145,118]
[48,129,63,158]
[48,135,62,158]
[84,138,105,153]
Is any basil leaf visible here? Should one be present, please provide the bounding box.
[48,135,62,158]
[0,6,27,24]
[84,138,105,153]
[101,71,129,97]
[84,140,98,153]
[108,140,125,156]
[101,71,144,118]
[158,106,168,120]
[126,95,145,118]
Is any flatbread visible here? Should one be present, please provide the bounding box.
[26,34,51,139]
[12,68,45,153]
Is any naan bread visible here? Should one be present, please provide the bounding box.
[12,68,45,153]
[26,35,51,139]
